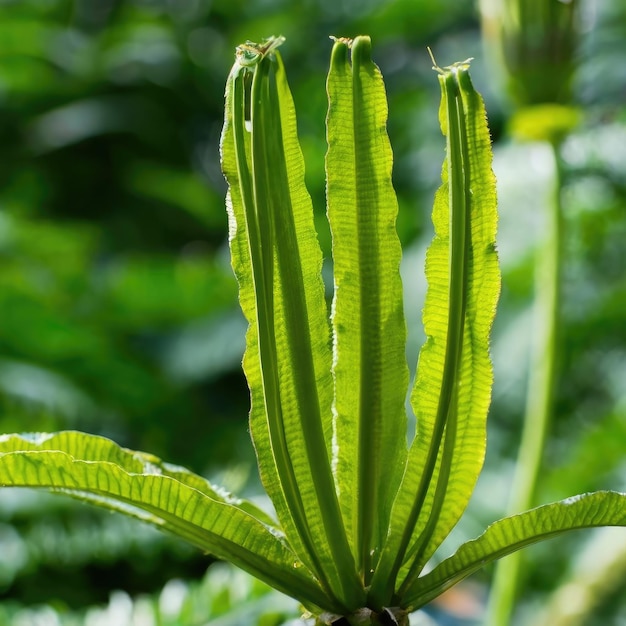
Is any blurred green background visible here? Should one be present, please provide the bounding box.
[0,0,624,624]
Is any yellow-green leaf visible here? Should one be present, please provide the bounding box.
[0,431,329,612]
[221,39,362,610]
[326,36,408,581]
[370,59,499,606]
[404,491,626,610]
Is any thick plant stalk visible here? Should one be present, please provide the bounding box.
[486,140,564,625]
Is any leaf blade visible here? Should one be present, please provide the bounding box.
[402,64,500,579]
[370,60,499,605]
[0,430,275,523]
[0,431,330,612]
[404,491,626,610]
[326,36,408,581]
[221,44,362,609]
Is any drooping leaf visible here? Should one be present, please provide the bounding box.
[403,491,626,610]
[0,431,330,612]
[370,59,499,606]
[0,430,274,523]
[221,39,362,610]
[326,36,408,581]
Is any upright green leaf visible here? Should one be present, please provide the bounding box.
[221,40,362,610]
[403,491,626,610]
[370,59,499,606]
[326,36,409,581]
[404,62,499,576]
[0,432,331,613]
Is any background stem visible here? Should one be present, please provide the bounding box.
[486,139,564,626]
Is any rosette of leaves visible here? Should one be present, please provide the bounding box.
[0,36,625,626]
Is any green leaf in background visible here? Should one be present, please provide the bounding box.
[0,562,301,626]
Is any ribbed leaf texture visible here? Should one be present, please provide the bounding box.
[220,39,362,610]
[405,64,500,572]
[326,36,409,582]
[0,431,328,612]
[369,59,499,606]
[404,491,626,610]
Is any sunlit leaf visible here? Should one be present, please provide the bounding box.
[404,491,626,609]
[326,36,408,581]
[370,58,499,605]
[221,39,362,610]
[0,431,328,612]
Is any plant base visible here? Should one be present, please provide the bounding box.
[317,607,409,625]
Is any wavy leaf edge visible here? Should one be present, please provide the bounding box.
[0,431,335,612]
[404,490,626,610]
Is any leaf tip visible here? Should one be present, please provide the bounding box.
[427,46,444,75]
[235,35,286,67]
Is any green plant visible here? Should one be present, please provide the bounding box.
[0,35,624,626]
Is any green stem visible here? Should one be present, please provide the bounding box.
[486,139,563,625]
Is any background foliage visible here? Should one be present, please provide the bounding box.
[0,0,624,624]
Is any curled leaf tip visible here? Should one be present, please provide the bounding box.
[330,35,353,47]
[235,35,286,67]
[428,48,474,76]
[448,57,474,73]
